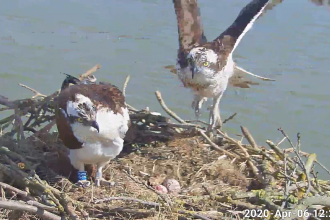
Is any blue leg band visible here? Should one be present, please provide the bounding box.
[78,171,87,181]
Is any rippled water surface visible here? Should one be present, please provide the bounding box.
[0,0,329,177]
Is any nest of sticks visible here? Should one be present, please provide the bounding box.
[0,64,330,220]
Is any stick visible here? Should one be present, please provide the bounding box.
[93,196,160,207]
[0,182,34,201]
[297,132,301,154]
[18,83,46,99]
[122,75,130,97]
[0,95,16,108]
[26,200,58,212]
[305,153,317,197]
[278,128,305,170]
[0,199,61,220]
[217,129,264,184]
[178,210,212,220]
[223,113,237,124]
[155,91,187,124]
[79,64,101,80]
[31,119,56,138]
[240,126,258,149]
[14,107,25,140]
[198,129,238,159]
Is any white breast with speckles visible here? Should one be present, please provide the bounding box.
[177,55,234,98]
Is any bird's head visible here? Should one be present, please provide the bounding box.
[186,47,219,79]
[64,94,100,133]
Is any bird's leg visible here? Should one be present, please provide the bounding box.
[69,151,91,187]
[208,93,223,133]
[95,162,115,187]
[191,94,207,119]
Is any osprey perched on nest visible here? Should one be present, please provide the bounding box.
[55,74,130,187]
[173,0,272,130]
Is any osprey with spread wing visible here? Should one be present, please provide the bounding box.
[172,0,275,130]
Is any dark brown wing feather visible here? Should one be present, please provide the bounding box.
[309,0,330,6]
[212,0,270,54]
[261,0,284,16]
[173,0,207,68]
[55,83,126,150]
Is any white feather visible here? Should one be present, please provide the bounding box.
[69,107,129,166]
[189,47,218,63]
[66,94,94,117]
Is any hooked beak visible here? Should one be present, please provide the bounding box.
[91,121,99,133]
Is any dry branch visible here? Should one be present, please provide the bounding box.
[93,196,160,207]
[79,63,101,80]
[0,199,61,220]
[155,91,187,124]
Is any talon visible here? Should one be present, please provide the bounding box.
[95,178,116,187]
[75,180,91,188]
[191,101,196,109]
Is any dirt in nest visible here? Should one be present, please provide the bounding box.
[118,136,249,195]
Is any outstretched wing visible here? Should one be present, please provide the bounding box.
[173,0,207,68]
[211,0,275,88]
[212,0,270,56]
[309,0,330,6]
[260,0,284,18]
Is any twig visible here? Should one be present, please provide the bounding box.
[86,207,155,219]
[0,182,34,201]
[297,132,301,155]
[217,129,264,184]
[122,75,130,97]
[315,160,330,177]
[0,199,61,220]
[155,91,187,124]
[185,119,209,126]
[0,95,16,108]
[266,140,285,160]
[276,137,287,146]
[14,107,24,140]
[79,63,101,80]
[93,196,160,207]
[18,83,46,99]
[281,152,290,209]
[26,200,58,212]
[223,113,237,124]
[31,119,56,138]
[198,129,238,159]
[240,126,258,149]
[278,128,304,170]
[304,153,317,197]
[311,167,323,194]
[178,210,212,220]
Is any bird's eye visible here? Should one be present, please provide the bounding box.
[77,118,83,123]
[203,62,209,67]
